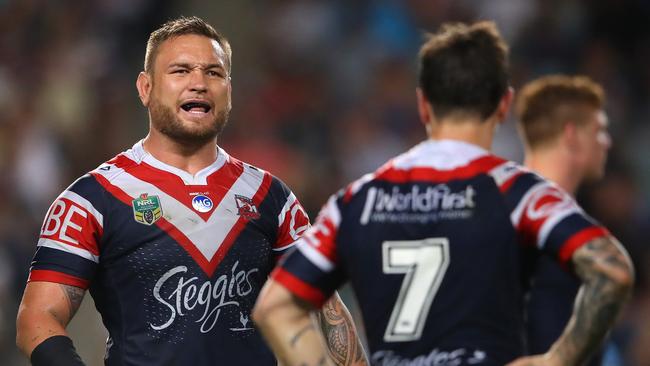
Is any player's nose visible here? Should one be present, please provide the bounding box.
[188,69,208,93]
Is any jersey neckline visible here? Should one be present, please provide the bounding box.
[129,140,229,185]
[392,139,491,171]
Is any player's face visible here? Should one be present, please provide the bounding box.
[577,109,611,182]
[146,34,231,145]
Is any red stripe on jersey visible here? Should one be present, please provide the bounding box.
[272,268,326,308]
[203,158,245,220]
[343,174,375,203]
[375,155,505,184]
[306,217,338,263]
[499,171,524,193]
[29,269,90,289]
[92,169,272,277]
[92,172,214,275]
[515,185,576,247]
[275,200,310,249]
[558,226,610,264]
[156,217,212,271]
[117,155,245,222]
[108,154,138,170]
[343,188,354,203]
[39,198,102,255]
[206,172,273,275]
[92,172,135,207]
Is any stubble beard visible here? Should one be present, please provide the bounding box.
[148,96,229,149]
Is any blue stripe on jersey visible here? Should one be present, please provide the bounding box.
[503,172,542,212]
[32,246,97,281]
[68,174,106,208]
[280,247,343,298]
[259,176,294,257]
[542,213,599,258]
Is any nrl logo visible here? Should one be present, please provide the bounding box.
[235,195,260,220]
[132,193,163,225]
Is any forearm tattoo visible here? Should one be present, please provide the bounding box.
[59,284,85,320]
[556,237,633,364]
[316,297,367,366]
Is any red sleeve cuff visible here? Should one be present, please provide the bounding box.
[271,267,326,308]
[28,269,90,289]
[558,226,610,264]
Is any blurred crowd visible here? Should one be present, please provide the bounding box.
[1,0,650,364]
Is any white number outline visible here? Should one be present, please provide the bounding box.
[382,237,450,342]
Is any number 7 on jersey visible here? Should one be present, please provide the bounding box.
[382,238,450,342]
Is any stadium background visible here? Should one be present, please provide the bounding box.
[1,0,649,364]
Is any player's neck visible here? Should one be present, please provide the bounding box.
[524,148,581,196]
[427,117,497,151]
[142,131,219,176]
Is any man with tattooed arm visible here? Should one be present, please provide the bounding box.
[16,16,367,366]
[517,75,616,365]
[253,21,633,366]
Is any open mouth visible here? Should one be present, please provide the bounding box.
[180,101,212,114]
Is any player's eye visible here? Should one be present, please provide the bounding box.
[206,70,224,77]
[172,69,189,74]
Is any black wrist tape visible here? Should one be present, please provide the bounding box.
[31,335,85,366]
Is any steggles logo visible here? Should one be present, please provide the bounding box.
[150,261,259,334]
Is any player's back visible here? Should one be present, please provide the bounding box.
[337,140,526,364]
[275,139,607,365]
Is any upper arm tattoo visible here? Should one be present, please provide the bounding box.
[316,296,367,366]
[59,284,86,320]
[554,236,633,364]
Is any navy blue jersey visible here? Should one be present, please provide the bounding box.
[526,257,603,366]
[28,141,309,365]
[272,140,608,366]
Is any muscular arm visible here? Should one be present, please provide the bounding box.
[315,293,368,366]
[253,279,332,366]
[16,281,86,357]
[550,236,634,364]
[509,236,634,366]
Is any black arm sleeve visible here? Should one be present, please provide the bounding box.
[31,335,85,366]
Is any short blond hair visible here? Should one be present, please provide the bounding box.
[516,75,604,149]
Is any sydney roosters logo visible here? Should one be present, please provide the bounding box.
[235,195,260,220]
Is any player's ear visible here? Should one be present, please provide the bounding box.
[227,78,232,111]
[136,72,152,107]
[416,88,433,126]
[495,86,514,124]
[563,121,580,152]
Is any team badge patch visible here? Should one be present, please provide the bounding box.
[235,195,260,220]
[132,193,163,225]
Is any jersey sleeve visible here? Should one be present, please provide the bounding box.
[28,174,105,289]
[496,167,609,266]
[271,178,310,257]
[270,194,345,308]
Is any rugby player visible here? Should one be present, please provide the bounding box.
[16,16,367,366]
[517,74,613,365]
[253,21,633,366]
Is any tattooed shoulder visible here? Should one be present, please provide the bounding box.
[59,284,86,317]
[573,236,632,278]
